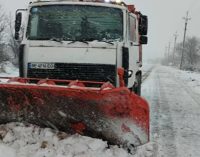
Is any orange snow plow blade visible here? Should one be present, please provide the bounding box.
[0,77,149,150]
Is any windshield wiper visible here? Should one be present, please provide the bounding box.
[97,40,114,45]
[68,40,89,45]
[67,39,114,45]
[88,38,114,45]
[27,37,64,43]
[50,37,63,43]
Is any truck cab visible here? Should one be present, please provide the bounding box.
[15,0,148,95]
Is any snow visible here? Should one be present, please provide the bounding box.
[0,123,153,157]
[142,65,200,157]
[0,62,19,77]
[174,69,200,95]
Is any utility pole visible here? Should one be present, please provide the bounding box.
[164,46,168,65]
[164,46,167,56]
[173,32,178,65]
[167,42,171,65]
[180,11,191,69]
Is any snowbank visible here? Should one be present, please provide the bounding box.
[0,123,154,157]
[171,67,200,95]
[0,61,19,77]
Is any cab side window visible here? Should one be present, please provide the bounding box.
[128,15,136,42]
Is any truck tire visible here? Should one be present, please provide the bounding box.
[133,73,142,96]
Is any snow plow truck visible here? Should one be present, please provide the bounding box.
[0,0,149,152]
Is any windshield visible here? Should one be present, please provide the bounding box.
[27,5,123,42]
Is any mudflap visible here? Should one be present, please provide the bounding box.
[0,78,149,151]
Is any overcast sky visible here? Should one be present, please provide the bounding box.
[0,0,200,60]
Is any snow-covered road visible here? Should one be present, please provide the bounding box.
[142,65,200,157]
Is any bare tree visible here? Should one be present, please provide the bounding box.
[162,36,200,70]
[0,4,9,62]
[172,36,200,70]
[184,37,200,65]
[0,6,6,41]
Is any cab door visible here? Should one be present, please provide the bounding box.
[127,13,140,88]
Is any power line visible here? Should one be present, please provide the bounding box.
[180,11,191,70]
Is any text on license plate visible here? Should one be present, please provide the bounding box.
[29,63,55,69]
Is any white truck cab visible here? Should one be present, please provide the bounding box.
[15,0,148,95]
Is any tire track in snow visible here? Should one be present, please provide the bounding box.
[148,72,160,157]
[143,67,178,157]
[157,72,178,157]
[142,69,161,157]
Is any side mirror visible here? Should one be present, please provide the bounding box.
[140,36,148,45]
[15,12,22,40]
[139,15,148,35]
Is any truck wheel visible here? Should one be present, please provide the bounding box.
[133,74,142,96]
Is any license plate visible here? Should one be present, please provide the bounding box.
[29,63,55,69]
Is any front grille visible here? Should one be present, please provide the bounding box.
[27,63,116,85]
